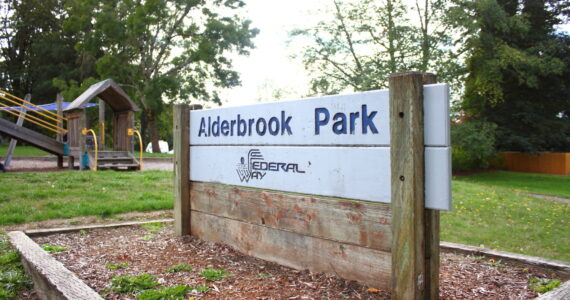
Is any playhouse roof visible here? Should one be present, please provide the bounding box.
[64,79,139,112]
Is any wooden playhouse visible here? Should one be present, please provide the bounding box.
[64,79,141,170]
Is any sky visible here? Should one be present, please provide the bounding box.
[219,1,570,109]
[219,0,330,108]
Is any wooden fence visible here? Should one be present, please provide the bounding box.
[503,152,570,175]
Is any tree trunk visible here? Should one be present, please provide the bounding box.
[387,0,397,73]
[146,109,161,153]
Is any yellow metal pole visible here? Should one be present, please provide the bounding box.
[128,128,143,170]
[81,128,98,171]
[0,94,67,123]
[0,90,67,121]
[0,104,66,134]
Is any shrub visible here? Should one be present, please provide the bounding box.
[451,120,498,171]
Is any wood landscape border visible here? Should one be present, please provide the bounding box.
[174,71,447,298]
[7,220,173,300]
[8,231,103,300]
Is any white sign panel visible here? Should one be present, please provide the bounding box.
[191,146,392,203]
[189,84,452,210]
[190,146,451,210]
[190,84,450,147]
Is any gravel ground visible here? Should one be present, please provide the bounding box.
[3,157,172,172]
[32,224,558,300]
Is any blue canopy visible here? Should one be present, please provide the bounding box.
[1,102,98,112]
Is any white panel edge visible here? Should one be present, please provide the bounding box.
[425,146,452,210]
[424,83,450,147]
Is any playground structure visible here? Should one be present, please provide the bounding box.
[0,79,143,171]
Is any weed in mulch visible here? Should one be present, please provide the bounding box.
[200,268,231,281]
[108,274,209,300]
[106,262,129,270]
[41,244,67,253]
[140,222,167,232]
[529,277,561,293]
[485,258,502,267]
[135,284,195,300]
[108,273,160,293]
[166,264,192,273]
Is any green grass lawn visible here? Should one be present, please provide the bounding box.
[0,169,568,262]
[0,145,50,157]
[443,179,569,261]
[0,170,172,226]
[454,171,570,198]
[134,151,173,158]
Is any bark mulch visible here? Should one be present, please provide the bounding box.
[32,224,559,300]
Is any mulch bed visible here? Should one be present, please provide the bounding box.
[32,224,558,299]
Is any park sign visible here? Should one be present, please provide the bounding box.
[188,83,451,210]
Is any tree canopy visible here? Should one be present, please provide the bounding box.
[59,0,258,151]
[0,0,83,103]
[452,0,570,152]
[291,0,462,95]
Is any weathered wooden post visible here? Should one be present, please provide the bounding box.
[56,93,64,168]
[99,99,105,149]
[390,71,440,299]
[174,104,202,236]
[4,94,31,168]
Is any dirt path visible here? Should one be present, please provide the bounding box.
[518,191,570,204]
[2,156,173,172]
[0,210,173,233]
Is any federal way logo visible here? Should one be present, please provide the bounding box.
[236,149,305,183]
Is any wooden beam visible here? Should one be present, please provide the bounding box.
[390,72,429,299]
[174,104,202,235]
[4,94,30,168]
[56,93,64,168]
[56,94,63,143]
[191,210,392,290]
[190,182,392,251]
[98,99,105,149]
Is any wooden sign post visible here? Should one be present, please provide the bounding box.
[390,72,439,299]
[173,71,449,299]
[174,104,202,236]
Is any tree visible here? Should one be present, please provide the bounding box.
[0,0,83,103]
[291,0,460,95]
[62,0,258,152]
[451,0,570,152]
